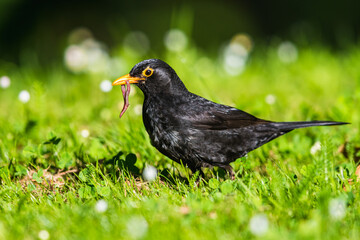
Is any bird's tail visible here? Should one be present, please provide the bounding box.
[271,121,349,132]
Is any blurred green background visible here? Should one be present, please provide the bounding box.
[1,0,360,64]
[1,1,360,239]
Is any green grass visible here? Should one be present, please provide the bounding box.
[0,43,359,240]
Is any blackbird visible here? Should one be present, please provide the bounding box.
[112,59,348,179]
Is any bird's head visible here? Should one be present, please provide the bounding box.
[112,59,188,96]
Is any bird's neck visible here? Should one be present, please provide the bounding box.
[169,75,188,94]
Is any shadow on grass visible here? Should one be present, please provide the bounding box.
[100,151,140,176]
[91,151,242,189]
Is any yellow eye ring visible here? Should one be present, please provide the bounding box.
[142,67,154,77]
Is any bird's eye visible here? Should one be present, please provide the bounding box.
[142,67,154,77]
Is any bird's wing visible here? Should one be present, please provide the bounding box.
[180,99,270,130]
[192,110,269,130]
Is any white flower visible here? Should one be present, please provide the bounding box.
[100,80,112,92]
[38,230,50,240]
[0,76,11,88]
[329,198,346,220]
[142,165,157,182]
[249,214,269,236]
[126,215,148,239]
[81,129,90,138]
[310,141,321,155]
[18,90,30,103]
[265,94,276,105]
[95,199,108,213]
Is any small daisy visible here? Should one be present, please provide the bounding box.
[126,216,148,239]
[100,80,112,92]
[18,90,30,103]
[81,129,90,138]
[310,141,321,155]
[142,165,157,182]
[249,214,269,236]
[38,230,50,240]
[95,199,108,213]
[329,198,346,220]
[0,76,11,88]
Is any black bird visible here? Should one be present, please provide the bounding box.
[112,59,347,179]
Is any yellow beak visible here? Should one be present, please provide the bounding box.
[112,74,145,86]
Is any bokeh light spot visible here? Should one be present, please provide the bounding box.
[18,90,30,103]
[164,29,188,52]
[329,198,346,220]
[126,215,148,239]
[0,76,11,89]
[277,41,298,63]
[100,80,113,92]
[265,94,276,105]
[95,199,108,213]
[222,33,252,76]
[81,129,90,138]
[38,230,50,240]
[142,165,157,182]
[249,214,269,236]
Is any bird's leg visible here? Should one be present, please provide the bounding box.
[222,165,235,180]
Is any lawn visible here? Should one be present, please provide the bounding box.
[0,41,359,239]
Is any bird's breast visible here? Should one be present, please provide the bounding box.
[142,100,184,156]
